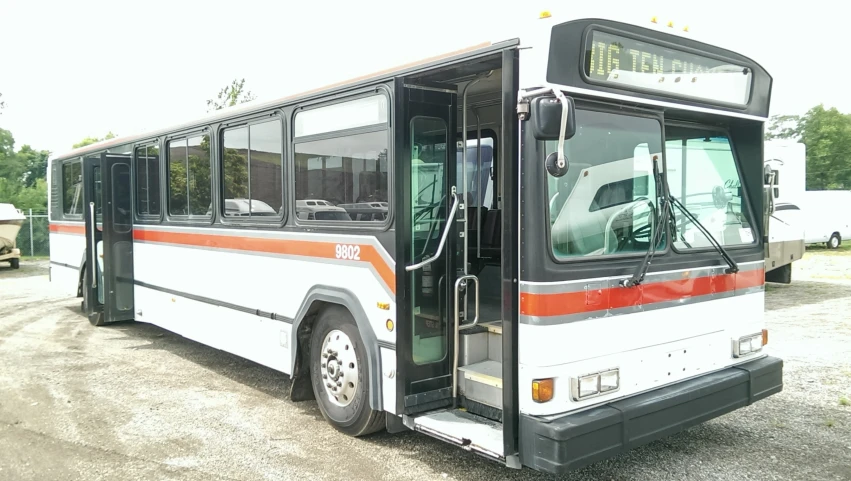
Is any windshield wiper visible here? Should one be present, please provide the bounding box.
[669,196,739,274]
[622,156,672,287]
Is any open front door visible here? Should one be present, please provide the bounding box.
[396,82,460,414]
[83,153,134,325]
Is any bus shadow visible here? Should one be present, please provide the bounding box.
[107,321,301,405]
[765,280,851,311]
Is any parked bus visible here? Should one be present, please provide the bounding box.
[46,10,782,473]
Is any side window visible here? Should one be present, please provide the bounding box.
[293,95,389,223]
[546,109,663,259]
[456,134,496,208]
[168,134,211,217]
[62,160,83,216]
[664,128,756,249]
[135,144,161,216]
[222,118,284,218]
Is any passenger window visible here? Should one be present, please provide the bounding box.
[546,109,664,259]
[293,96,389,223]
[62,160,83,216]
[664,128,756,248]
[222,118,284,218]
[168,134,211,217]
[134,144,161,216]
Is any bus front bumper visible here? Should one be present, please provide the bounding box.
[519,355,783,474]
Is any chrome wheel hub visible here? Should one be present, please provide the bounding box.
[320,329,359,407]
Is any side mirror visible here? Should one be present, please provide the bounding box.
[530,96,576,141]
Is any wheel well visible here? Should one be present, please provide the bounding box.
[77,262,86,297]
[831,232,841,239]
[289,300,343,403]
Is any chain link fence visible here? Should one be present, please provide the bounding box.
[15,210,50,257]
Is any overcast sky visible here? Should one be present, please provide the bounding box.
[0,1,844,156]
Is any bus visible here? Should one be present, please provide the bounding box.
[46,11,782,473]
[763,140,805,283]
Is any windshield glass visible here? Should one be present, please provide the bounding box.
[664,127,756,249]
[546,109,664,259]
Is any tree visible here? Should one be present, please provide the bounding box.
[16,145,51,188]
[206,78,256,112]
[73,131,117,149]
[765,105,851,190]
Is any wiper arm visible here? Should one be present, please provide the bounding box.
[622,156,671,288]
[670,196,739,274]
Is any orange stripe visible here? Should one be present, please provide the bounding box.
[521,269,764,317]
[134,229,396,295]
[49,223,85,235]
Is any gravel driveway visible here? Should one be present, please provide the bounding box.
[0,255,849,481]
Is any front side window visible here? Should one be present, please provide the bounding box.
[135,144,161,216]
[168,134,211,217]
[665,127,756,249]
[222,118,284,218]
[546,109,664,259]
[62,160,83,216]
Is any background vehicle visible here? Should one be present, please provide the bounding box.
[798,190,851,248]
[47,10,782,474]
[764,140,805,283]
[0,203,24,269]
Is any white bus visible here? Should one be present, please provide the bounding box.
[46,11,782,473]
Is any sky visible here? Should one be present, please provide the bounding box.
[0,0,846,157]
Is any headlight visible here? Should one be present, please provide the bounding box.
[570,368,620,401]
[733,333,764,357]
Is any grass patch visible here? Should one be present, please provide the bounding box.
[840,396,850,407]
[824,419,836,428]
[805,243,851,257]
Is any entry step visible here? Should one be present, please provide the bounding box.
[409,408,504,460]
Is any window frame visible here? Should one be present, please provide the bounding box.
[164,127,214,224]
[133,139,164,223]
[542,101,670,265]
[218,111,287,226]
[61,158,84,220]
[291,88,393,230]
[663,121,760,254]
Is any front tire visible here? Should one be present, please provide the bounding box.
[9,258,19,269]
[309,306,384,437]
[827,233,841,249]
[82,268,106,326]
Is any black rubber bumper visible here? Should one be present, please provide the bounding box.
[519,356,783,474]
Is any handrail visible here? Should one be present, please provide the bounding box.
[452,274,480,402]
[406,190,460,272]
[88,202,97,288]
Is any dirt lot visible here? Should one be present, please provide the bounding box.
[0,254,849,481]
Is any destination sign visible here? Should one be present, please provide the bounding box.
[583,30,752,106]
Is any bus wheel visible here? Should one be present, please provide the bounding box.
[82,272,106,326]
[309,306,384,437]
[10,258,19,269]
[827,233,841,249]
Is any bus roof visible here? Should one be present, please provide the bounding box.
[49,39,517,163]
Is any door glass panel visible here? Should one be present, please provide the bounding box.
[112,163,132,233]
[410,116,448,365]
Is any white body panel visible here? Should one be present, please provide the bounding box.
[48,223,86,297]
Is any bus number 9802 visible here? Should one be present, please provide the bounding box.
[335,244,361,261]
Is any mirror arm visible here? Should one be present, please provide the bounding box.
[552,88,570,170]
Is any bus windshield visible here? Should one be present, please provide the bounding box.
[546,109,664,259]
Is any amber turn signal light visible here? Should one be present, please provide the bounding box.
[532,378,554,403]
[762,329,768,347]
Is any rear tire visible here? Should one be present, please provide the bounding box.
[827,233,841,249]
[309,305,384,437]
[9,258,19,269]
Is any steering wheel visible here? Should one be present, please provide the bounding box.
[603,198,654,254]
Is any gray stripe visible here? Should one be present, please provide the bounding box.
[50,260,79,271]
[134,239,396,299]
[136,225,396,268]
[520,289,763,326]
[135,280,294,324]
[377,340,396,350]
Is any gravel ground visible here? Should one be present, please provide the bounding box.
[0,255,849,481]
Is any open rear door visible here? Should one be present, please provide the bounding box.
[82,153,134,324]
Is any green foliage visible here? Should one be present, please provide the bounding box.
[765,105,851,190]
[0,129,50,210]
[72,131,117,149]
[206,78,256,112]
